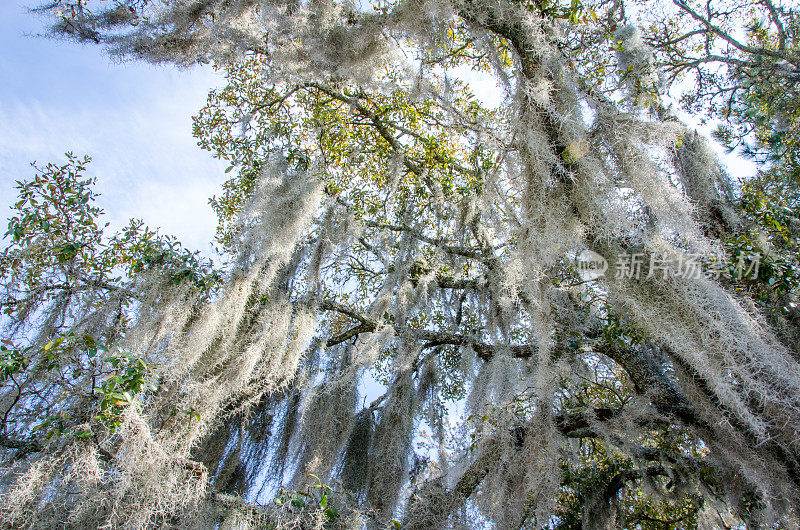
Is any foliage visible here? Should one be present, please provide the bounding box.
[0,153,217,455]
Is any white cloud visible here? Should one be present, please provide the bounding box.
[0,5,228,255]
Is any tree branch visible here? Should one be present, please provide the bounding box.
[673,0,799,66]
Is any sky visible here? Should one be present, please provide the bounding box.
[0,2,227,256]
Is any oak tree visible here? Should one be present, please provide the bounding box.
[1,0,799,528]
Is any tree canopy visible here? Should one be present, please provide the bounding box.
[1,0,799,528]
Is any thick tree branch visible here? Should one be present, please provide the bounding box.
[320,298,540,361]
[0,436,42,457]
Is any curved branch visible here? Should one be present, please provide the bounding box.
[673,0,799,66]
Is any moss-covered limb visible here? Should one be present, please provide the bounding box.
[403,432,501,528]
[321,291,702,434]
[0,435,42,459]
[322,296,555,361]
[579,464,670,526]
[403,404,706,527]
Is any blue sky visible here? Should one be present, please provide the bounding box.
[0,2,227,255]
